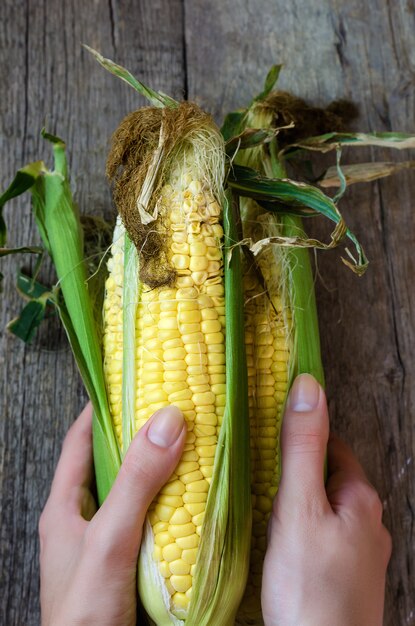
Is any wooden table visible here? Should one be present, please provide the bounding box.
[1,1,413,624]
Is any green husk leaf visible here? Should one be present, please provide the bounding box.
[16,271,49,299]
[320,160,415,188]
[34,135,120,492]
[84,45,179,109]
[221,65,281,144]
[228,164,340,218]
[55,297,105,427]
[282,130,415,155]
[226,128,277,155]
[221,110,246,142]
[255,64,282,102]
[7,271,55,342]
[0,162,44,294]
[41,129,66,144]
[284,214,324,386]
[0,161,46,246]
[0,245,43,258]
[332,147,347,204]
[0,247,44,295]
[7,297,49,343]
[121,231,140,457]
[186,192,251,626]
[227,163,367,274]
[0,132,121,499]
[93,411,121,503]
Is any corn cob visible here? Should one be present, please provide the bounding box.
[103,181,226,614]
[231,91,324,624]
[102,101,251,625]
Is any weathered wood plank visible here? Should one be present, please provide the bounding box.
[0,1,185,624]
[1,0,414,624]
[185,1,415,625]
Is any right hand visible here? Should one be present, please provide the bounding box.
[262,374,392,626]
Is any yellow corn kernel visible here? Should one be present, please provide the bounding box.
[172,592,190,610]
[181,470,204,485]
[170,575,192,593]
[169,559,191,576]
[169,522,196,539]
[162,543,182,563]
[160,480,186,496]
[155,532,173,548]
[158,495,183,508]
[169,507,192,525]
[155,504,175,522]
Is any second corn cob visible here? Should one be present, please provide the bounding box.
[228,81,331,623]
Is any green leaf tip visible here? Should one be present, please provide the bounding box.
[0,161,46,247]
[7,298,49,343]
[255,64,282,102]
[83,44,179,109]
[220,65,282,142]
[41,128,66,147]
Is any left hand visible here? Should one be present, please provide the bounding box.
[39,403,186,626]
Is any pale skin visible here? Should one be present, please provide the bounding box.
[39,374,391,626]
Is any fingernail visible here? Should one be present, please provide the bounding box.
[288,374,320,412]
[148,406,185,448]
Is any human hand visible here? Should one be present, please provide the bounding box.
[39,403,186,626]
[262,374,391,626]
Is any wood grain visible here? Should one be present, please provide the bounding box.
[1,0,413,624]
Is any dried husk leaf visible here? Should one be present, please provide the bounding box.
[320,160,415,187]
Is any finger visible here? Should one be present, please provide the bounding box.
[89,405,186,563]
[277,374,330,515]
[48,403,94,509]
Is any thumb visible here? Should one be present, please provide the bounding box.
[277,374,329,515]
[90,405,186,561]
